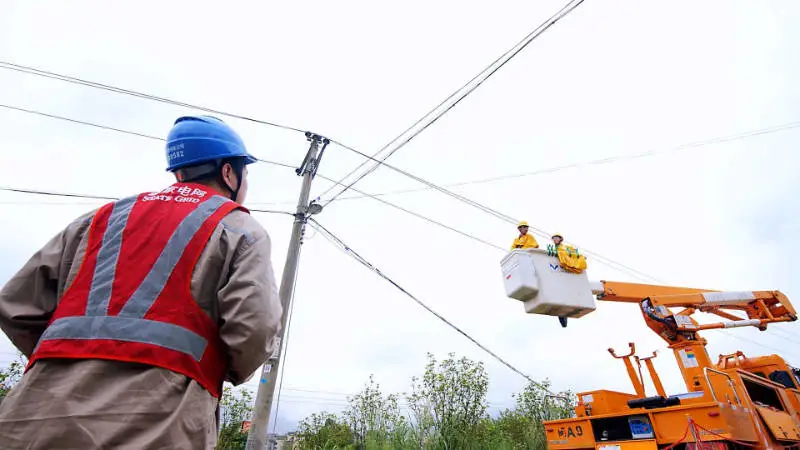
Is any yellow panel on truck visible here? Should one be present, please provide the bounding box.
[545,418,595,449]
[755,405,800,442]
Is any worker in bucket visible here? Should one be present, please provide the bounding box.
[551,232,583,259]
[550,232,571,329]
[551,232,564,247]
[554,233,570,328]
[511,221,539,250]
[0,116,282,449]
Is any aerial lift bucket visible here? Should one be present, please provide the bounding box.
[500,248,598,318]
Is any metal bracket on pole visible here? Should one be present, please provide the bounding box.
[245,131,328,450]
[296,132,329,178]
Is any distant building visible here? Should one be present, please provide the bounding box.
[268,432,298,450]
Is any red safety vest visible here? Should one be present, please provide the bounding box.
[27,182,247,398]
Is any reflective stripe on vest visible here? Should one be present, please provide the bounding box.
[37,194,230,362]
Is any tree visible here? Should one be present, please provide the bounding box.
[296,411,353,449]
[488,380,576,450]
[512,379,574,424]
[0,351,26,401]
[217,385,255,450]
[294,352,575,449]
[406,352,490,449]
[343,374,405,447]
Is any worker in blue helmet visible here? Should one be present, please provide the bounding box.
[0,115,281,448]
[165,115,258,203]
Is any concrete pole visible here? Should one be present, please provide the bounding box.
[246,132,327,449]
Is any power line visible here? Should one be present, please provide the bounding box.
[768,328,800,347]
[0,186,118,201]
[0,100,506,250]
[0,167,641,282]
[0,156,632,278]
[0,103,164,141]
[309,218,552,393]
[2,181,504,252]
[0,103,305,175]
[321,113,800,281]
[311,119,800,203]
[245,117,800,208]
[255,158,297,170]
[0,102,680,281]
[4,59,795,282]
[319,0,586,204]
[0,200,103,206]
[0,61,305,134]
[0,99,667,281]
[0,186,296,217]
[717,330,800,364]
[313,174,505,250]
[328,140,662,282]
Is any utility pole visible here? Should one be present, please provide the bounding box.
[246,132,329,449]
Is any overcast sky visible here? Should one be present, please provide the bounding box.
[2,0,800,435]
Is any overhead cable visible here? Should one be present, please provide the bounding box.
[319,0,586,204]
[718,330,799,364]
[246,117,800,207]
[0,101,657,281]
[0,61,305,134]
[0,186,118,201]
[772,328,800,344]
[0,186,295,217]
[0,101,657,280]
[313,174,505,250]
[309,218,551,391]
[0,103,302,173]
[0,103,164,141]
[0,103,506,250]
[1,182,504,251]
[318,119,800,203]
[4,58,789,281]
[329,140,661,282]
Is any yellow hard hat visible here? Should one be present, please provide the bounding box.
[517,221,529,228]
[551,232,563,239]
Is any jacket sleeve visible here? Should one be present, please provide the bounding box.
[0,212,93,357]
[217,225,282,385]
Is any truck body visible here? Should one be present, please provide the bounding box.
[501,249,800,449]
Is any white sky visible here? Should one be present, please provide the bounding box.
[2,0,800,435]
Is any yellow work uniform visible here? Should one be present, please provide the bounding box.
[553,243,576,257]
[511,234,539,250]
[552,243,587,273]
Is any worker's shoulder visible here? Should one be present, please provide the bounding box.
[62,207,101,237]
[218,208,271,248]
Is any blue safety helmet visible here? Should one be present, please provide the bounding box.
[165,115,257,172]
